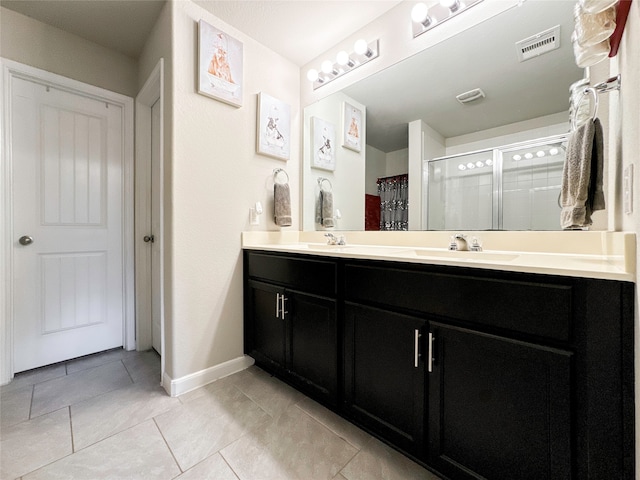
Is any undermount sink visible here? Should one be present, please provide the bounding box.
[408,249,520,262]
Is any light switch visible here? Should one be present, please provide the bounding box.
[623,164,633,215]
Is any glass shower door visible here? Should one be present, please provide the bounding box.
[426,150,494,230]
[499,138,566,230]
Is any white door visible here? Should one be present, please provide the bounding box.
[11,76,125,373]
[151,98,162,353]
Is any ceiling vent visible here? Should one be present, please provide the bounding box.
[516,25,561,62]
[456,88,486,105]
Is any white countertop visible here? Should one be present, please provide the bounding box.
[242,231,637,282]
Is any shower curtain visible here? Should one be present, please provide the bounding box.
[377,174,408,231]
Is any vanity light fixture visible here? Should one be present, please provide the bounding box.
[458,164,467,171]
[524,152,534,159]
[513,154,522,161]
[307,38,380,90]
[536,150,546,157]
[412,0,483,39]
[549,147,559,155]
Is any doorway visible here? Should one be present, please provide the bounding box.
[1,59,135,384]
[135,59,165,383]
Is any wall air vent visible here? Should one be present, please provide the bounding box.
[516,25,561,62]
[456,88,486,105]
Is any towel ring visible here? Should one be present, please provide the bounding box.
[571,87,598,130]
[317,177,332,192]
[273,168,289,185]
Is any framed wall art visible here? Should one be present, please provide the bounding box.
[197,19,243,107]
[342,102,362,152]
[311,117,336,171]
[256,92,291,161]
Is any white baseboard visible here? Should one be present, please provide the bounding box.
[162,354,255,397]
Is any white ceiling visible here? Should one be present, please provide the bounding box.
[0,0,402,64]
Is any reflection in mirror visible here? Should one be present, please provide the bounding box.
[426,134,568,231]
[302,0,582,231]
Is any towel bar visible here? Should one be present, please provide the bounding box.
[570,74,621,130]
[273,168,289,184]
[317,177,332,192]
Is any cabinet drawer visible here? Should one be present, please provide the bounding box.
[246,251,337,297]
[344,264,572,342]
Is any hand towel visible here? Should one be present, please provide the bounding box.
[321,190,334,228]
[560,118,605,229]
[274,182,292,227]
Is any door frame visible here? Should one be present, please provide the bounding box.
[0,58,135,385]
[135,59,165,382]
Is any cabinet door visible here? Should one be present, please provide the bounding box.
[428,323,572,480]
[344,302,426,457]
[247,280,286,371]
[288,291,338,406]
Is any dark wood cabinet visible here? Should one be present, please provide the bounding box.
[243,250,634,480]
[247,281,287,370]
[244,253,338,406]
[428,322,572,480]
[343,302,426,457]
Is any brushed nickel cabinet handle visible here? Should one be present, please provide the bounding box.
[414,329,422,368]
[428,332,434,373]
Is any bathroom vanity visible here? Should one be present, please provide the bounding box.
[243,232,635,480]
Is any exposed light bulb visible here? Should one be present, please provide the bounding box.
[306,69,319,82]
[524,152,534,159]
[486,159,493,166]
[336,50,353,67]
[476,161,484,168]
[411,3,429,23]
[440,0,460,12]
[549,147,559,155]
[467,162,475,169]
[354,39,370,57]
[536,150,546,157]
[458,164,466,171]
[512,154,522,161]
[321,60,335,74]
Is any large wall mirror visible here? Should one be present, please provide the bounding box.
[302,0,583,231]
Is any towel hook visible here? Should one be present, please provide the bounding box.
[572,86,598,130]
[317,177,332,192]
[273,168,289,185]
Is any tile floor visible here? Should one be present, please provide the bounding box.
[0,349,442,480]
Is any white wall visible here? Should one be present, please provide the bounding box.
[166,1,300,380]
[445,112,569,155]
[386,148,409,176]
[365,145,386,196]
[303,92,366,231]
[0,7,138,97]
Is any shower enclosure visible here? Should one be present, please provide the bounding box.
[424,134,567,231]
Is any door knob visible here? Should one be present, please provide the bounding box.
[19,235,34,246]
[143,235,155,243]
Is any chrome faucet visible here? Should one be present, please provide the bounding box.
[325,233,346,245]
[469,236,483,252]
[325,233,337,245]
[449,234,469,251]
